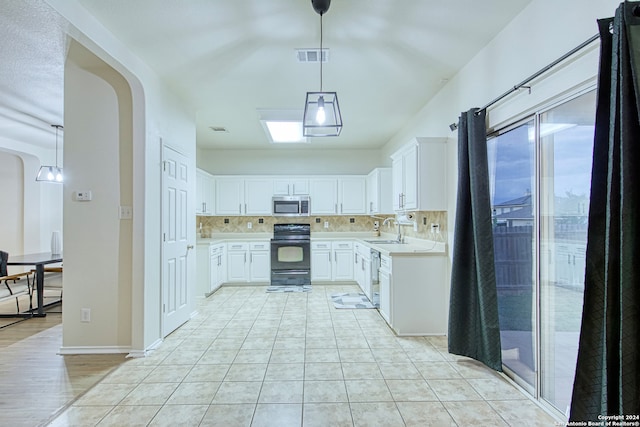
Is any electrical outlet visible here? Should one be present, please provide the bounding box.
[81,308,91,322]
[247,222,252,229]
[324,221,329,229]
[119,205,133,219]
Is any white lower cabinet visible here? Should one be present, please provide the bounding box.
[311,241,353,282]
[380,253,447,335]
[333,241,354,281]
[378,255,391,322]
[196,243,225,296]
[354,243,371,299]
[248,241,270,282]
[226,242,249,282]
[311,241,332,281]
[226,241,270,283]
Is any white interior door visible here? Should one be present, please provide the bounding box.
[162,145,192,337]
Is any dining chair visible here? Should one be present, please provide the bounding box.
[0,251,33,314]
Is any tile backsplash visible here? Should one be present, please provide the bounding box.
[197,211,447,240]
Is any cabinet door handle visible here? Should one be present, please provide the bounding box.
[288,184,291,195]
[250,253,253,263]
[334,204,338,214]
[340,203,343,213]
[244,253,247,263]
[370,202,373,213]
[334,252,337,262]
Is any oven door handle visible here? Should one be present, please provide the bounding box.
[271,270,310,275]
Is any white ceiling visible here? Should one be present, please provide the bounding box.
[1,0,532,150]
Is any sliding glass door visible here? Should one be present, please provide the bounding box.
[488,119,537,393]
[538,90,595,413]
[488,89,596,414]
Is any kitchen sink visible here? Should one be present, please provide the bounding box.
[364,240,406,244]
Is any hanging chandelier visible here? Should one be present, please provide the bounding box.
[36,124,64,183]
[302,0,343,137]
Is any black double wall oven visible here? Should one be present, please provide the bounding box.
[270,223,311,286]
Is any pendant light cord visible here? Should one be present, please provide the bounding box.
[319,13,323,92]
[52,124,63,168]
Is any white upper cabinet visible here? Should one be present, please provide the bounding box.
[273,178,309,195]
[366,168,393,215]
[310,177,366,215]
[338,177,366,214]
[245,178,273,215]
[391,138,447,211]
[310,178,338,214]
[215,178,244,215]
[205,174,367,216]
[196,169,214,215]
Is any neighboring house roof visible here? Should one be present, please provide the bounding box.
[494,194,532,208]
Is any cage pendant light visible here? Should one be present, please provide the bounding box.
[303,0,342,137]
[36,124,64,183]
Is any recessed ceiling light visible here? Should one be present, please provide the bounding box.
[263,121,307,144]
[257,109,309,144]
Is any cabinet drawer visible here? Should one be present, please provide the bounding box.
[312,241,332,250]
[381,255,391,269]
[332,241,353,250]
[210,244,225,255]
[250,241,269,251]
[227,242,249,251]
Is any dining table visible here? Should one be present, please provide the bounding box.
[6,252,63,317]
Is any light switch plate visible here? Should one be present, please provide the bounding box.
[74,190,92,201]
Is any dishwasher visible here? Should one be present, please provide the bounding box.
[370,249,381,308]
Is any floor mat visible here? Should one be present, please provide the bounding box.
[331,292,377,309]
[266,285,312,293]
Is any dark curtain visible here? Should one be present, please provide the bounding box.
[569,3,640,422]
[448,108,502,372]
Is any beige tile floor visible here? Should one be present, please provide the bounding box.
[47,284,560,426]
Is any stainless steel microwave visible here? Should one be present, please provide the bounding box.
[272,196,310,216]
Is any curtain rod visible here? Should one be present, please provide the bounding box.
[450,33,600,131]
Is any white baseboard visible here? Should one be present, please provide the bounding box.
[58,345,131,355]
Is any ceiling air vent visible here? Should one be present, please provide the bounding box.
[209,126,228,133]
[295,48,329,63]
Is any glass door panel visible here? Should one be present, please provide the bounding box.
[488,119,536,392]
[539,90,595,413]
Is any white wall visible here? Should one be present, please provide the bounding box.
[63,63,124,349]
[381,0,619,321]
[0,139,63,255]
[48,0,196,354]
[0,152,24,255]
[198,148,386,175]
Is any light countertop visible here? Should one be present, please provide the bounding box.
[197,232,446,256]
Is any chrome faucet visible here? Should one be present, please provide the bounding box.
[382,217,402,242]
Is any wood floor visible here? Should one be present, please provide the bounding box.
[0,297,126,427]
